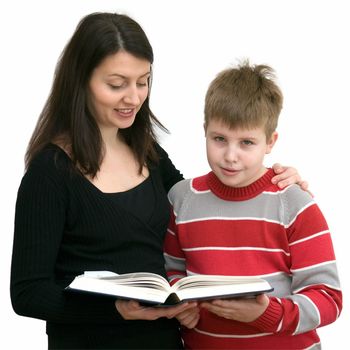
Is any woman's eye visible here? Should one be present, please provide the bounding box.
[108,84,122,90]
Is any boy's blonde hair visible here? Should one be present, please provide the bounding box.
[204,60,283,140]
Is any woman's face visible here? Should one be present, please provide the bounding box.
[88,50,151,132]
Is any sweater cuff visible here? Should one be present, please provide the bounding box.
[248,298,282,332]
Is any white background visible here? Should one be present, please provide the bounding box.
[1,0,349,349]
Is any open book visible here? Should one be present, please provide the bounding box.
[66,271,273,306]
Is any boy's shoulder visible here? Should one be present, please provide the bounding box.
[274,184,315,221]
[168,174,209,202]
[276,183,313,202]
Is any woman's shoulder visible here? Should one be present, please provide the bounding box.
[25,143,74,183]
[30,143,70,167]
[152,142,184,192]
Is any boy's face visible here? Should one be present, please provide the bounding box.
[205,119,278,188]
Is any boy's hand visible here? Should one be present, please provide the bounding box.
[176,304,201,329]
[272,163,311,195]
[115,299,197,321]
[200,294,269,323]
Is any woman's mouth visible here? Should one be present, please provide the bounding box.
[115,108,134,118]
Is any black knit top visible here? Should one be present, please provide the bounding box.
[10,143,184,347]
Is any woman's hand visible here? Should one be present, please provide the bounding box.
[115,299,198,321]
[272,163,310,194]
[200,294,269,323]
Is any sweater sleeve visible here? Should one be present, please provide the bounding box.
[10,155,123,324]
[249,186,342,335]
[164,181,189,284]
[164,209,188,284]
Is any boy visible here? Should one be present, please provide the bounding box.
[164,61,342,349]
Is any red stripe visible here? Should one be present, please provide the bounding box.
[177,220,289,249]
[184,249,290,275]
[290,234,335,269]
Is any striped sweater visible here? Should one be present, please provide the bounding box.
[164,168,342,350]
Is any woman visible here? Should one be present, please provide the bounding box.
[10,12,306,349]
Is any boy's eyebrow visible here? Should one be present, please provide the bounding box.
[207,129,260,139]
[207,130,224,136]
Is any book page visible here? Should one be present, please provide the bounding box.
[172,275,272,301]
[99,272,171,290]
[68,274,171,304]
[68,271,176,304]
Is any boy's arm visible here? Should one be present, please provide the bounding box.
[249,197,342,335]
[164,208,201,329]
[164,209,187,285]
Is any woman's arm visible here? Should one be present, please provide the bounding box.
[272,163,310,192]
[10,160,123,324]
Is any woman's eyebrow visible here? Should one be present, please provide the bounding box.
[107,72,151,78]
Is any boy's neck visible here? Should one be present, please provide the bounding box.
[206,168,275,201]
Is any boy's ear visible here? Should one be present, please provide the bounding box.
[203,122,207,135]
[266,131,278,154]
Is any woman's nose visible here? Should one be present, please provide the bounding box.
[123,85,141,105]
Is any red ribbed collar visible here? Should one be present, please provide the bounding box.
[206,168,275,201]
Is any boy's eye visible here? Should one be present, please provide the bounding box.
[241,140,254,145]
[214,136,225,142]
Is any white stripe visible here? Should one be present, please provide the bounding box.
[193,327,272,338]
[287,202,315,227]
[263,185,291,195]
[289,230,330,246]
[298,293,321,327]
[259,271,292,278]
[303,342,321,350]
[176,216,285,226]
[185,269,290,279]
[290,260,336,273]
[276,317,283,332]
[320,289,341,318]
[292,299,300,335]
[182,246,290,256]
[274,297,283,333]
[168,274,186,282]
[166,228,176,236]
[190,179,211,194]
[294,283,341,294]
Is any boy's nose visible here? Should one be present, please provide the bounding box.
[224,145,239,163]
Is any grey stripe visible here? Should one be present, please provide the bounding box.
[289,263,340,333]
[305,343,321,350]
[292,294,320,333]
[164,253,186,273]
[292,262,341,291]
[264,263,340,334]
[264,273,293,298]
[263,262,340,299]
[169,181,313,227]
